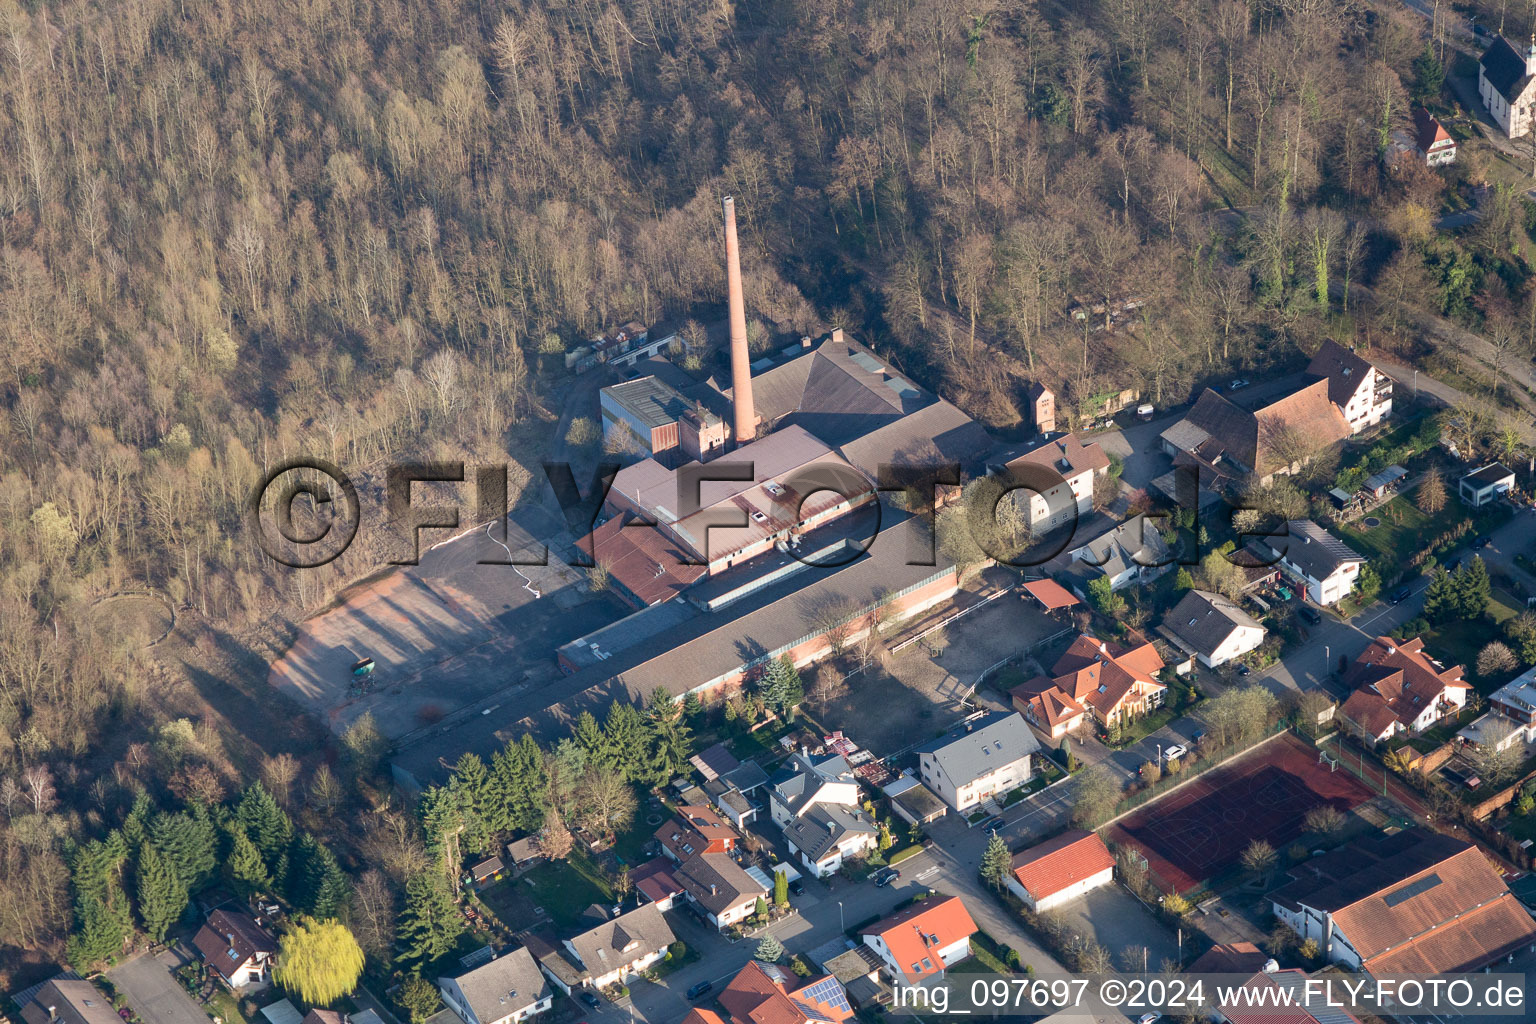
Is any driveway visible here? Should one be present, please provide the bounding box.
[108,951,211,1024]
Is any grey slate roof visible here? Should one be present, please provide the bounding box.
[771,752,856,815]
[672,853,766,914]
[915,711,1041,787]
[782,804,878,861]
[17,981,118,1024]
[565,904,675,974]
[441,947,550,1023]
[1481,36,1533,104]
[1161,590,1263,658]
[1266,520,1363,581]
[1070,514,1172,579]
[601,375,693,430]
[1464,462,1514,488]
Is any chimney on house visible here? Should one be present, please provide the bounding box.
[722,196,756,445]
[1528,35,1536,76]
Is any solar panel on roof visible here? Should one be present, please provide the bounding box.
[1382,871,1441,907]
[799,976,852,1013]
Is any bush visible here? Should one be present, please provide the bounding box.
[670,940,686,958]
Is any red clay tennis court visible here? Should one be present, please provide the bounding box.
[1106,731,1374,893]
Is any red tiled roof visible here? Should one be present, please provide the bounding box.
[582,513,706,607]
[1037,634,1165,719]
[717,961,854,1024]
[1013,685,1086,731]
[1186,941,1267,974]
[1023,579,1080,610]
[862,895,977,981]
[1005,432,1111,478]
[1331,841,1536,973]
[1413,106,1453,152]
[655,805,738,860]
[192,910,275,982]
[629,856,685,905]
[1340,636,1466,735]
[1010,830,1115,901]
[683,1010,728,1024]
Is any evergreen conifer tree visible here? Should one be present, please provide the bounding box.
[395,873,465,971]
[228,828,272,896]
[136,841,188,942]
[980,833,1011,889]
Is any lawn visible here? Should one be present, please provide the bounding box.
[1337,494,1511,583]
[1504,812,1536,844]
[512,853,614,928]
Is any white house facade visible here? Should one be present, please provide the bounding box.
[1266,520,1364,607]
[916,712,1040,813]
[1006,830,1117,914]
[1479,36,1536,138]
[438,949,553,1024]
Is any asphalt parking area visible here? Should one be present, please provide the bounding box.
[107,952,211,1024]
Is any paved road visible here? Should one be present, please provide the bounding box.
[107,952,211,1024]
[605,845,1076,1024]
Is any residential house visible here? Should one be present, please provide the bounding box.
[1158,589,1266,669]
[1185,942,1268,975]
[993,432,1112,534]
[1489,669,1536,742]
[1006,830,1117,913]
[1460,463,1515,507]
[1011,634,1167,731]
[1268,829,1536,973]
[437,948,552,1024]
[1063,514,1173,592]
[192,909,277,988]
[1412,107,1456,166]
[16,978,120,1024]
[703,960,854,1024]
[779,805,879,879]
[916,711,1040,812]
[1262,520,1364,607]
[562,904,676,989]
[1338,636,1468,745]
[1306,341,1393,434]
[860,895,978,982]
[1158,380,1350,486]
[1016,685,1088,740]
[768,751,879,876]
[1479,35,1536,138]
[673,852,768,930]
[654,805,738,863]
[630,857,686,911]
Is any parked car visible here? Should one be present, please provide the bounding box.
[1389,587,1411,605]
[1229,378,1250,390]
[1473,536,1492,550]
[873,867,901,887]
[981,816,1007,835]
[1191,729,1205,745]
[1236,663,1251,676]
[687,981,714,1000]
[1298,605,1322,624]
[1164,744,1188,761]
[1140,1015,1163,1024]
[789,879,805,897]
[579,992,601,1009]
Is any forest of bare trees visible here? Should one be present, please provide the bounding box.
[2,0,1534,980]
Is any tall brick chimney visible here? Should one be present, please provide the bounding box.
[722,196,756,445]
